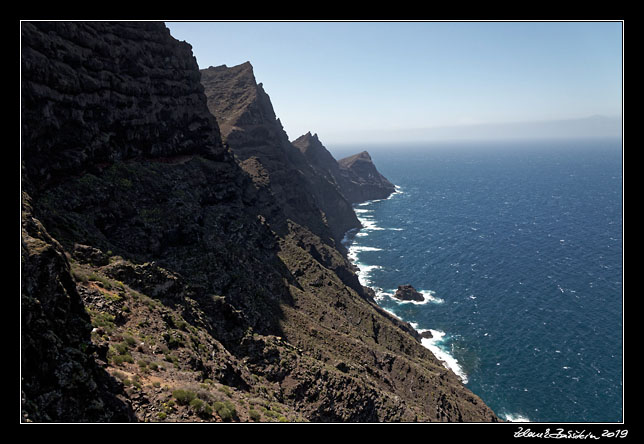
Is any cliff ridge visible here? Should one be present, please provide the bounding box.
[21,22,499,423]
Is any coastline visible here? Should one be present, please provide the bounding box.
[341,184,471,386]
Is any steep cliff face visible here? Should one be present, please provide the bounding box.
[337,151,396,203]
[292,132,396,204]
[292,132,343,185]
[21,21,225,192]
[21,21,499,423]
[200,63,360,248]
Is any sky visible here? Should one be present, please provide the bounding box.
[165,21,623,145]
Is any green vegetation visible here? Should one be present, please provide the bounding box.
[108,339,136,366]
[111,353,134,366]
[86,308,116,333]
[122,334,137,347]
[172,389,197,406]
[213,400,236,422]
[249,409,261,422]
[218,385,232,398]
[189,398,213,418]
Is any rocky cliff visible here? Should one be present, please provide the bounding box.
[338,151,397,203]
[21,21,499,423]
[292,132,396,204]
[199,62,360,249]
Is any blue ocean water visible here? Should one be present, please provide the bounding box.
[335,138,623,423]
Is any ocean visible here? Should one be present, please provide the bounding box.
[334,138,623,423]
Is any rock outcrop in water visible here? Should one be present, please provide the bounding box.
[394,285,426,302]
[21,21,499,423]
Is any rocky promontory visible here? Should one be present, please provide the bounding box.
[337,151,396,203]
[292,132,396,204]
[21,21,499,423]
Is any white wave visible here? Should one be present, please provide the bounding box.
[355,264,382,286]
[386,186,404,199]
[501,412,531,422]
[385,289,444,305]
[354,208,373,214]
[352,246,383,252]
[418,290,444,304]
[347,245,382,263]
[419,329,469,384]
[388,227,404,231]
[359,218,385,231]
[375,289,395,301]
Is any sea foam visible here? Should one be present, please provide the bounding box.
[355,264,382,286]
[418,328,469,384]
[501,412,531,422]
[378,288,444,305]
[347,245,382,263]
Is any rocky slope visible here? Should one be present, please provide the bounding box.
[292,132,396,204]
[21,21,499,423]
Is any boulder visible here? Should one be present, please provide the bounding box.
[393,284,425,302]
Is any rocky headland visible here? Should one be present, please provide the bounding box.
[20,21,499,423]
[292,131,396,204]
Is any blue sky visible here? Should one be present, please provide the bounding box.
[165,21,622,144]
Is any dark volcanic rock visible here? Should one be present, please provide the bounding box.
[338,151,396,203]
[200,63,360,247]
[21,21,226,191]
[419,330,434,339]
[292,132,343,185]
[21,194,134,422]
[21,22,499,423]
[292,132,396,204]
[394,284,425,302]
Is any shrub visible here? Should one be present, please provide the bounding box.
[87,272,113,289]
[111,353,134,366]
[114,342,130,355]
[213,401,236,422]
[88,309,116,333]
[249,409,261,422]
[172,389,196,406]
[122,334,137,347]
[190,398,213,418]
[218,385,232,397]
[157,412,167,420]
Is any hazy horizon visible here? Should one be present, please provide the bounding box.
[313,114,623,146]
[165,21,623,146]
